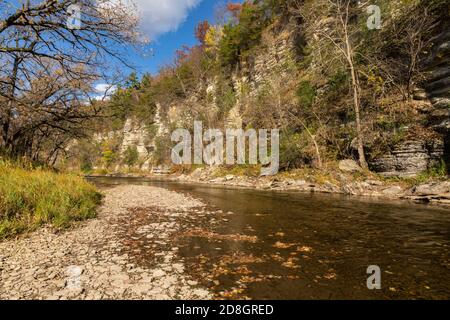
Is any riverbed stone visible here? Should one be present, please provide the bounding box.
[414,181,450,196]
[225,175,235,181]
[404,181,450,203]
[0,185,212,300]
[382,186,404,196]
[152,269,166,278]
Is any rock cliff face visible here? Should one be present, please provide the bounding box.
[370,29,450,177]
[240,27,296,96]
[120,118,152,157]
[425,30,450,111]
[119,118,153,170]
[91,122,150,171]
[225,26,297,129]
[370,139,444,177]
[119,103,170,171]
[105,22,449,177]
[426,30,450,172]
[90,103,170,171]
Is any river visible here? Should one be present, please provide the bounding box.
[88,176,450,300]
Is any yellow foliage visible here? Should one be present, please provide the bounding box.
[204,25,223,54]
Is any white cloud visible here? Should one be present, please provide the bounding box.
[92,83,117,101]
[133,0,202,40]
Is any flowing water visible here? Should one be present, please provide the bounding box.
[89,176,450,300]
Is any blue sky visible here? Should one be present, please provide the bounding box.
[125,0,223,76]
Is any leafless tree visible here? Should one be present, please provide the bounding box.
[367,2,442,100]
[0,0,140,160]
[291,0,369,169]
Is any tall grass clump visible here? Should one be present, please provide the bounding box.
[0,160,102,238]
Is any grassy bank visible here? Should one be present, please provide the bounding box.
[0,160,101,238]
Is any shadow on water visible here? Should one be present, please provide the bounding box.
[88,176,450,299]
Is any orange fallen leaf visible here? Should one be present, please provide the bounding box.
[273,241,296,249]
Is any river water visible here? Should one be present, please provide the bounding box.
[88,176,450,300]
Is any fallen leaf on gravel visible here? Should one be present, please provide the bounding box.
[297,246,313,253]
[273,242,296,249]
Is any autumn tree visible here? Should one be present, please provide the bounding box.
[3,60,98,160]
[291,0,369,169]
[0,0,140,160]
[195,20,211,46]
[227,2,243,19]
[366,0,446,100]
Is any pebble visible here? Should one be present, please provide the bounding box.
[152,270,166,278]
[0,185,212,300]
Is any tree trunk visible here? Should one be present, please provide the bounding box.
[175,71,187,95]
[299,120,323,169]
[343,15,368,170]
[349,66,368,170]
[1,56,20,149]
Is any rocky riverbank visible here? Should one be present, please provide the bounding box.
[0,185,212,300]
[175,167,450,206]
[94,163,450,206]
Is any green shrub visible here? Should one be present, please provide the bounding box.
[279,131,309,170]
[216,78,237,118]
[421,159,448,180]
[80,159,93,174]
[218,3,268,67]
[296,81,316,108]
[0,160,102,238]
[123,145,139,167]
[329,70,349,93]
[153,135,172,165]
[101,149,117,168]
[219,24,241,67]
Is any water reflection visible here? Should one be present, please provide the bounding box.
[89,176,450,299]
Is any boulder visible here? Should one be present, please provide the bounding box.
[382,186,404,196]
[225,175,235,181]
[406,181,450,204]
[414,181,450,196]
[190,168,203,179]
[413,88,427,100]
[210,177,226,183]
[338,160,363,173]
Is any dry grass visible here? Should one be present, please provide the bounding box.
[0,160,101,238]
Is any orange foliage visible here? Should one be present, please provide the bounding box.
[226,2,242,18]
[195,20,211,46]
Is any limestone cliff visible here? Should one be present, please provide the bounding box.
[85,10,449,178]
[371,29,450,177]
